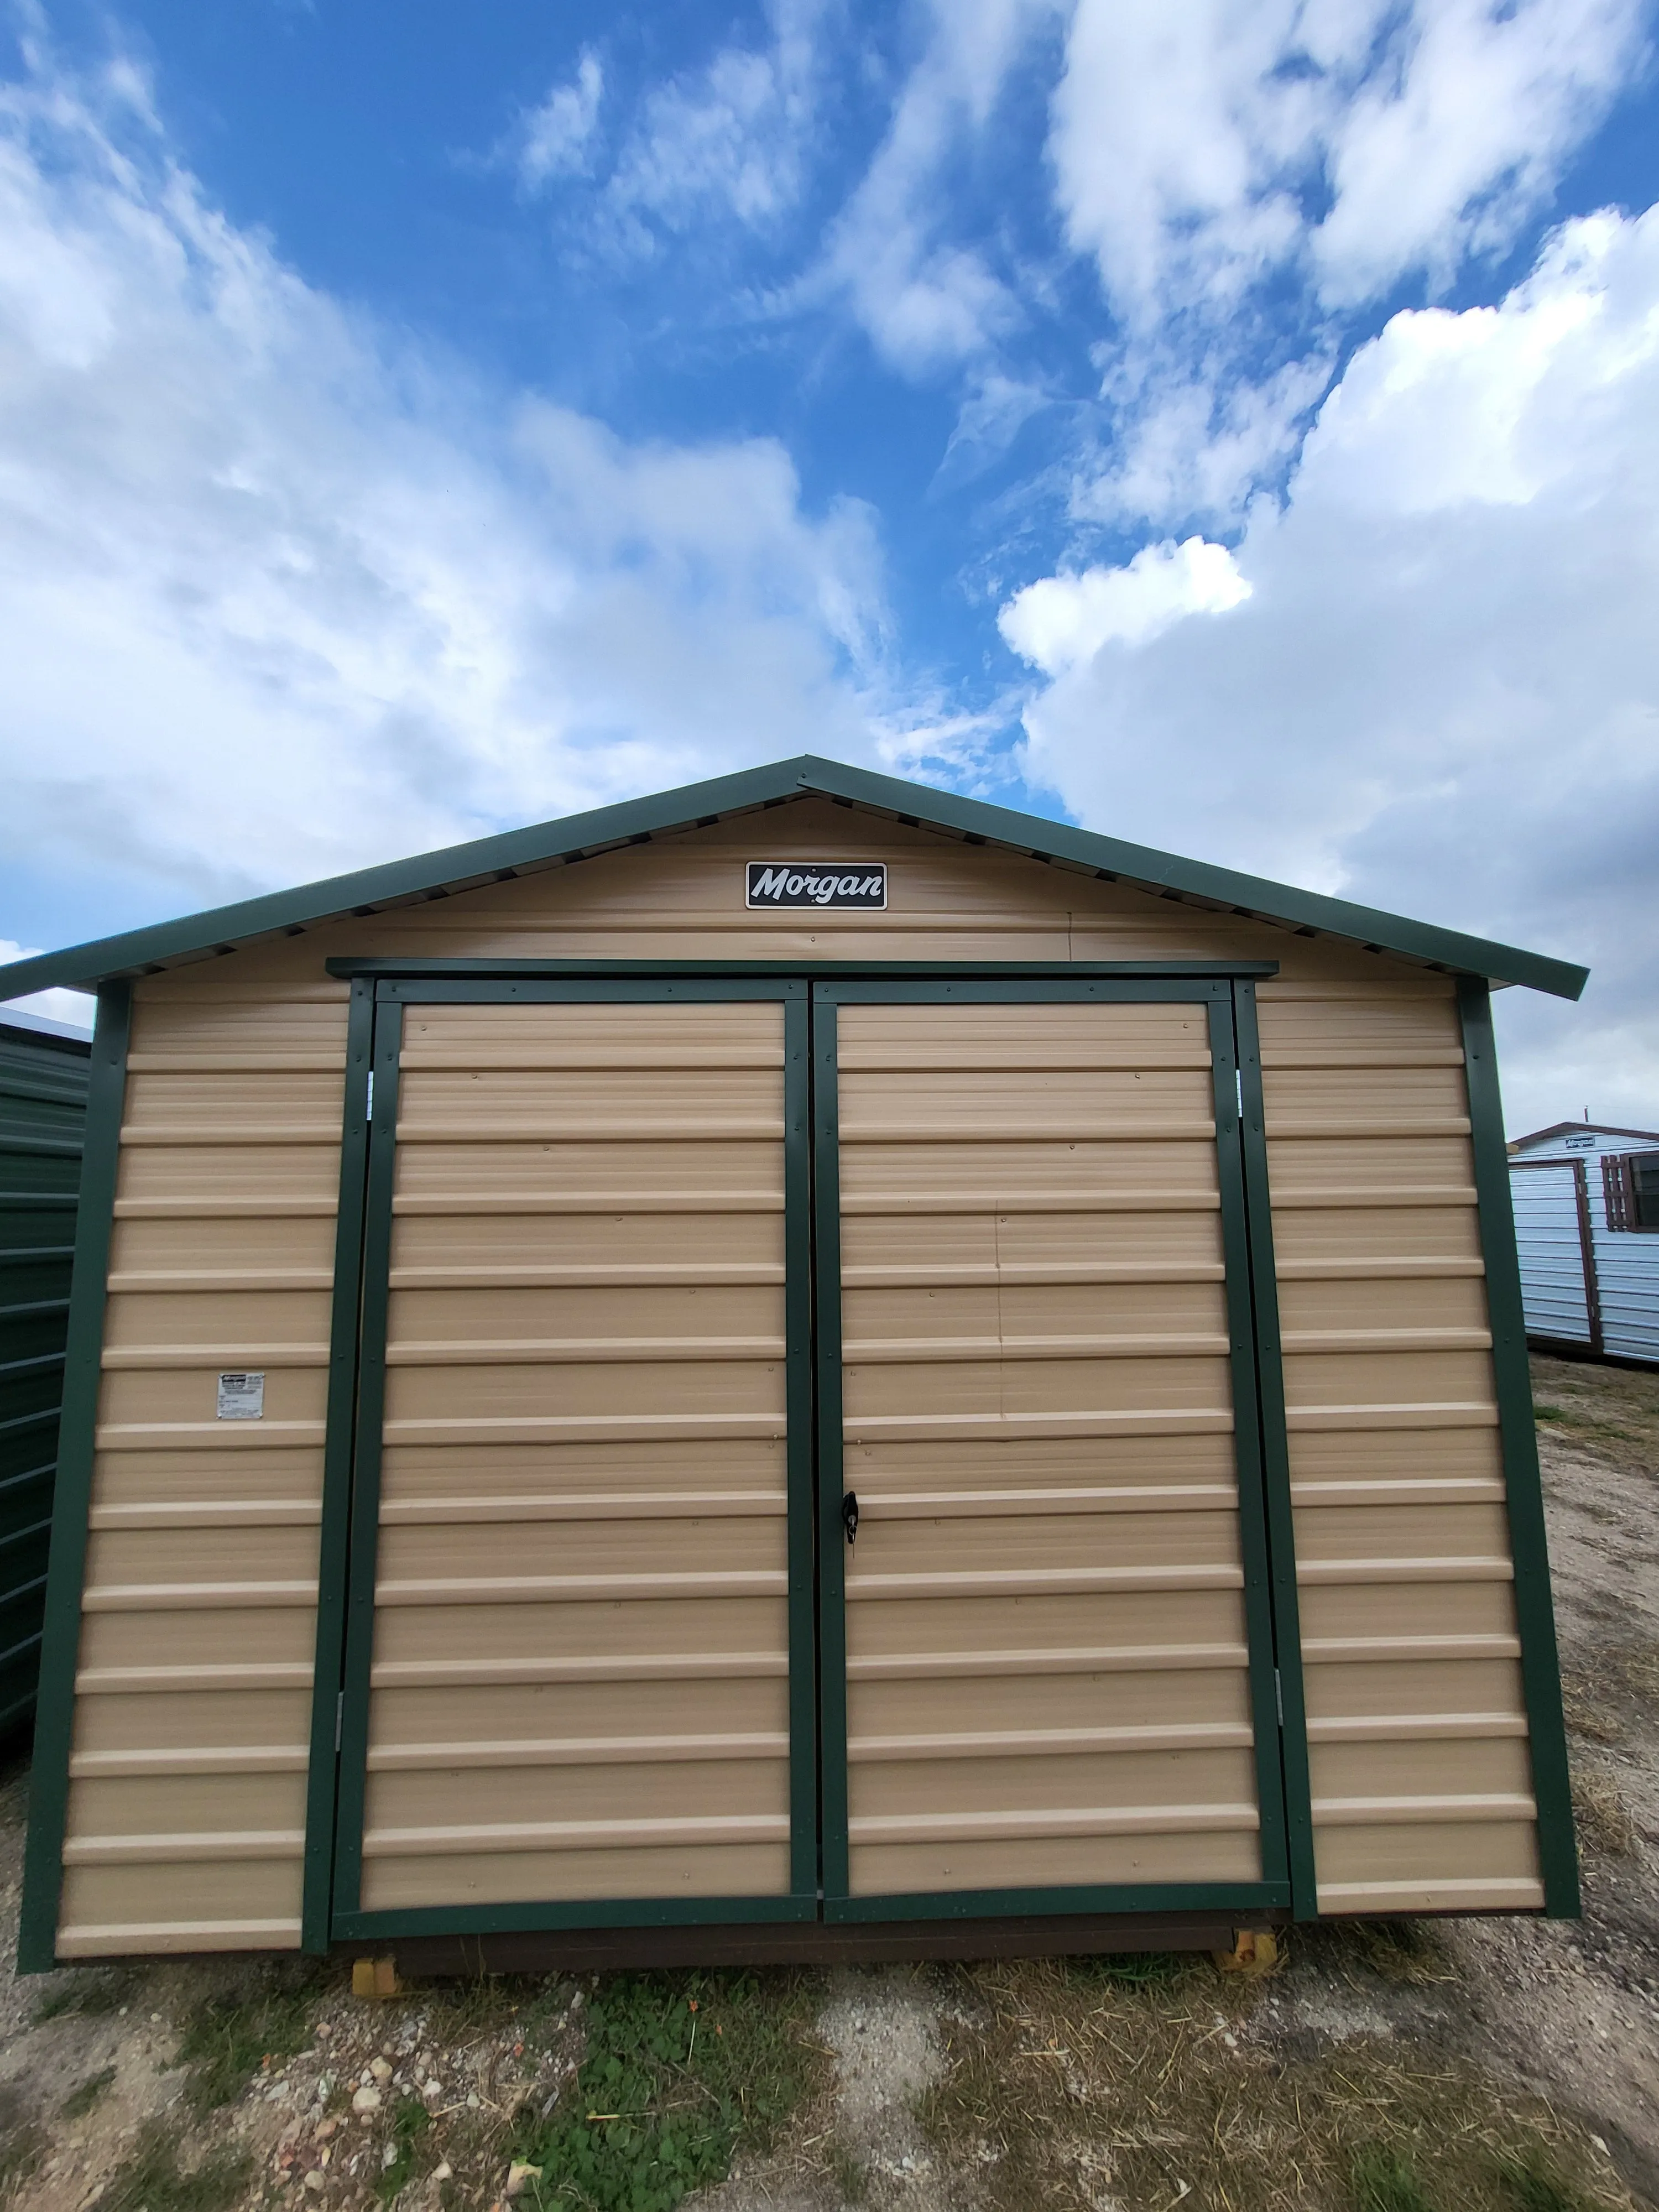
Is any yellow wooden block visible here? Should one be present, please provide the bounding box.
[351,1955,403,1999]
[1212,1928,1279,1974]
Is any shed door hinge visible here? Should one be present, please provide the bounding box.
[364,1070,374,1123]
[336,1692,345,1751]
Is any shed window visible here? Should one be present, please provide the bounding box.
[1604,1150,1659,1231]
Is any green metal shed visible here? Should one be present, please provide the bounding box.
[0,1012,92,1739]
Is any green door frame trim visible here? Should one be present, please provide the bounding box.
[326,975,822,1943]
[1230,981,1318,1919]
[329,959,1280,982]
[1458,980,1579,1918]
[810,975,1301,1926]
[301,976,377,1952]
[17,982,131,1974]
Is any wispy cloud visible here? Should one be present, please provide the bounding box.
[515,49,604,191]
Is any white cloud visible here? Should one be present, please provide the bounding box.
[999,537,1251,672]
[1048,0,1646,325]
[811,0,1055,374]
[0,40,903,932]
[1004,201,1659,1135]
[0,942,95,1027]
[517,50,603,191]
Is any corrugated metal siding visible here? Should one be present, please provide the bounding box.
[360,1001,794,1910]
[48,797,1570,1952]
[55,976,347,1958]
[1510,1165,1593,1346]
[836,1001,1262,1897]
[1259,979,1543,1916]
[1510,1130,1659,1364]
[0,1022,90,1734]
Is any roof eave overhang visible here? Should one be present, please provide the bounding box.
[0,754,1590,1003]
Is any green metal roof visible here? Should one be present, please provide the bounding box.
[0,754,1588,1001]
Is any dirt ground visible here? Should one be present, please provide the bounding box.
[0,1351,1654,2212]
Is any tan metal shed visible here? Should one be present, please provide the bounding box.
[7,757,1587,1971]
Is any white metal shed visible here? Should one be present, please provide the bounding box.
[1508,1123,1659,1365]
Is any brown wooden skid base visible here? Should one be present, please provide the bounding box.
[385,1910,1282,1979]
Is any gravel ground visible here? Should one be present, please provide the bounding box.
[0,1352,1652,2211]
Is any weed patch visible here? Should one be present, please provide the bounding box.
[60,2064,117,2120]
[512,1971,827,2212]
[100,2118,252,2212]
[918,1953,1634,2212]
[1354,2145,1439,2210]
[1572,1767,1637,1856]
[176,1973,320,2114]
[32,1967,137,2025]
[1498,2146,1584,2211]
[377,2092,432,2201]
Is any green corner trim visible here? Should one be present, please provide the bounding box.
[301,977,375,1952]
[1230,982,1318,1919]
[5,756,1585,1002]
[1457,979,1580,1917]
[17,982,130,1973]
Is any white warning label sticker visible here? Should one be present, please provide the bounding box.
[216,1370,265,1420]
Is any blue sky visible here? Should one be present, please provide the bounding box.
[2,0,1657,1131]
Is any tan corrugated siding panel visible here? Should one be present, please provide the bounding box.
[284,799,1421,978]
[1259,978,1544,1914]
[359,1001,793,1911]
[837,1001,1264,1897]
[57,982,347,1958]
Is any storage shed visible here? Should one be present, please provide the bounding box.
[1509,1123,1659,1365]
[0,1011,92,1740]
[4,757,1589,1973]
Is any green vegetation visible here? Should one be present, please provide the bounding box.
[1498,2147,1585,2211]
[512,1972,825,2212]
[61,2064,117,2120]
[100,2118,253,2212]
[32,1968,136,2025]
[176,1976,319,2114]
[378,2093,434,2202]
[1354,2146,1439,2211]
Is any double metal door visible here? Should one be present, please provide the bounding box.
[325,974,1296,1942]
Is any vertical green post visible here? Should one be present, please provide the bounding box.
[1230,980,1319,1919]
[1457,979,1579,1917]
[328,995,404,1921]
[811,991,849,1902]
[17,981,131,1973]
[300,975,376,1952]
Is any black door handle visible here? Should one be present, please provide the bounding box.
[842,1491,859,1547]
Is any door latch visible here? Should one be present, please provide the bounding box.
[841,1491,859,1547]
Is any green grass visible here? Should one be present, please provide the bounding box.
[99,2119,252,2212]
[175,1978,319,2115]
[512,1972,824,2212]
[1497,2147,1584,2211]
[32,1968,137,2025]
[377,2093,434,2203]
[61,2065,117,2120]
[1353,2146,1440,2211]
[1071,1949,1194,1988]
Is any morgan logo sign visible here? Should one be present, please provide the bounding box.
[746,862,887,909]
